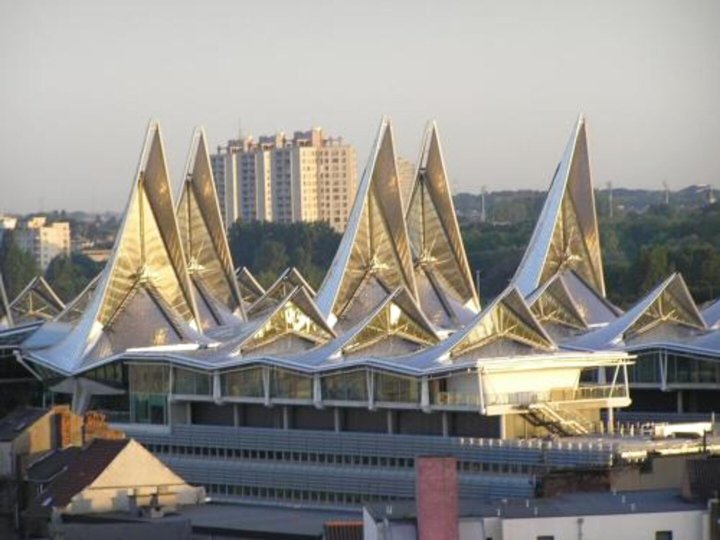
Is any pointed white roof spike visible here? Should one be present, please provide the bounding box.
[0,271,12,328]
[9,276,65,324]
[702,298,720,329]
[315,117,418,323]
[176,127,245,328]
[27,121,203,373]
[570,273,707,350]
[407,122,480,329]
[513,115,605,298]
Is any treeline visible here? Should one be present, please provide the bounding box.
[462,203,720,307]
[2,200,718,311]
[0,231,102,304]
[228,221,341,290]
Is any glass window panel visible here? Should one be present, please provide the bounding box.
[173,367,211,395]
[321,371,367,401]
[374,372,420,403]
[221,368,264,398]
[270,368,312,399]
[129,364,169,394]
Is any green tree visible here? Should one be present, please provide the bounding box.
[0,232,39,300]
[45,253,102,302]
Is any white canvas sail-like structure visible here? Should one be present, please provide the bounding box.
[406,122,480,328]
[514,116,605,298]
[28,121,202,373]
[177,128,245,328]
[315,118,417,324]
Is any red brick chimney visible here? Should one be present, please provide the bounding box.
[416,456,459,540]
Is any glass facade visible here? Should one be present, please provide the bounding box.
[221,367,264,398]
[321,370,367,401]
[173,367,211,395]
[270,368,312,400]
[129,364,169,424]
[374,372,420,403]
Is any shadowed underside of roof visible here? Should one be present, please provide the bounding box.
[177,127,244,329]
[513,116,605,299]
[406,122,480,329]
[9,276,65,324]
[315,118,417,323]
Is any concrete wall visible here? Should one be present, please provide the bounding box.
[500,510,708,540]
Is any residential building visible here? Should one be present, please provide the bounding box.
[212,128,357,231]
[14,217,70,271]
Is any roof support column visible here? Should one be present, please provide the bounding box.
[367,370,375,410]
[212,372,221,405]
[313,374,322,409]
[421,377,430,413]
[262,366,271,407]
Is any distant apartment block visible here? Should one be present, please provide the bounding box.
[14,216,70,270]
[211,128,357,232]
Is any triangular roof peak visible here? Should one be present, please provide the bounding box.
[407,121,480,328]
[513,115,605,298]
[571,273,706,350]
[315,117,417,323]
[340,286,439,357]
[176,127,244,328]
[9,276,65,324]
[234,286,335,356]
[247,267,316,318]
[27,121,202,373]
[450,287,556,359]
[235,267,265,305]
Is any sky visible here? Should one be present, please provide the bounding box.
[0,0,718,214]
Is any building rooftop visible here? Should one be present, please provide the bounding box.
[365,489,707,523]
[0,407,47,441]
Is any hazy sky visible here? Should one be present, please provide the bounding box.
[1,0,718,214]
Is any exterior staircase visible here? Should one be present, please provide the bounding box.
[522,403,593,436]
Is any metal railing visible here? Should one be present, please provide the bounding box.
[486,385,628,407]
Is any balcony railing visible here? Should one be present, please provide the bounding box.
[432,392,483,407]
[485,385,628,407]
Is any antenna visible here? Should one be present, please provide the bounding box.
[238,118,243,141]
[606,181,613,219]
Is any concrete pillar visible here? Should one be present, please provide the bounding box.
[233,404,240,427]
[416,457,459,540]
[677,390,684,414]
[421,377,430,412]
[606,407,614,435]
[282,406,290,430]
[387,410,395,434]
[334,408,342,432]
[441,412,450,437]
